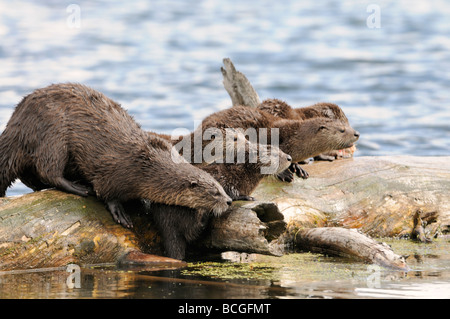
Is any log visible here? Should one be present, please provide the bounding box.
[294,227,409,271]
[253,156,450,239]
[0,190,185,271]
[221,58,260,107]
[0,190,284,271]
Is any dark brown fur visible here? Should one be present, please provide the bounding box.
[200,129,292,200]
[258,98,349,124]
[257,99,357,161]
[140,200,211,260]
[0,83,232,228]
[158,128,292,200]
[199,106,359,163]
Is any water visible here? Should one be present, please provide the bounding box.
[1,0,449,196]
[0,0,449,299]
[1,239,449,299]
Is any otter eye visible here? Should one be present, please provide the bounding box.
[190,181,198,188]
[318,125,327,131]
[339,128,346,133]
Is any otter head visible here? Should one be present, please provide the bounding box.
[173,167,233,217]
[307,119,360,158]
[206,128,292,175]
[276,118,360,162]
[139,138,233,216]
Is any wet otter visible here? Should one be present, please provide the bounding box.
[257,98,357,162]
[258,98,349,123]
[198,128,292,200]
[158,128,292,200]
[0,83,232,228]
[136,200,209,260]
[197,106,360,181]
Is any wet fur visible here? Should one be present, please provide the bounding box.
[0,83,232,228]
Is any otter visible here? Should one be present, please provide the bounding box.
[196,106,360,181]
[0,83,232,228]
[257,98,357,162]
[198,128,292,200]
[258,98,349,124]
[157,128,292,200]
[145,129,290,259]
[136,200,209,260]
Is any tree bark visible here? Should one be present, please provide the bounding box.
[0,190,284,270]
[294,227,409,271]
[221,58,260,107]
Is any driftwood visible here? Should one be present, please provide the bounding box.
[221,58,260,107]
[253,156,450,239]
[0,190,284,271]
[294,227,409,271]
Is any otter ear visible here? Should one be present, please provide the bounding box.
[190,180,199,188]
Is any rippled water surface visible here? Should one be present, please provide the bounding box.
[0,0,449,299]
[1,0,449,196]
[0,239,449,299]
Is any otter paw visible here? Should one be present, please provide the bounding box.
[106,200,133,228]
[277,169,294,183]
[294,164,309,179]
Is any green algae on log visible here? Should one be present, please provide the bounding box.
[0,190,284,271]
[0,190,185,271]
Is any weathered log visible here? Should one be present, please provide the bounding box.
[221,58,260,107]
[0,190,284,270]
[0,190,185,271]
[294,227,409,271]
[253,156,450,239]
[200,201,286,256]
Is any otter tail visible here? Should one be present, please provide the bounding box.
[0,130,20,197]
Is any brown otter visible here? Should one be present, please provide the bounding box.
[157,128,292,200]
[258,98,349,123]
[0,83,232,228]
[137,200,210,260]
[196,106,360,181]
[146,129,291,259]
[199,128,292,200]
[257,98,357,162]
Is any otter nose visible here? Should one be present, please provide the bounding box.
[226,200,232,206]
[286,155,292,162]
[354,131,360,138]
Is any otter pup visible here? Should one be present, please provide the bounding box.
[197,106,360,181]
[139,200,210,260]
[258,98,357,162]
[158,128,292,200]
[199,128,292,200]
[258,98,349,124]
[0,83,232,228]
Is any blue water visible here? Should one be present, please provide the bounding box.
[1,0,449,196]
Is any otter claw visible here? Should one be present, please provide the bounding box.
[277,168,294,183]
[289,163,309,179]
[106,200,133,228]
